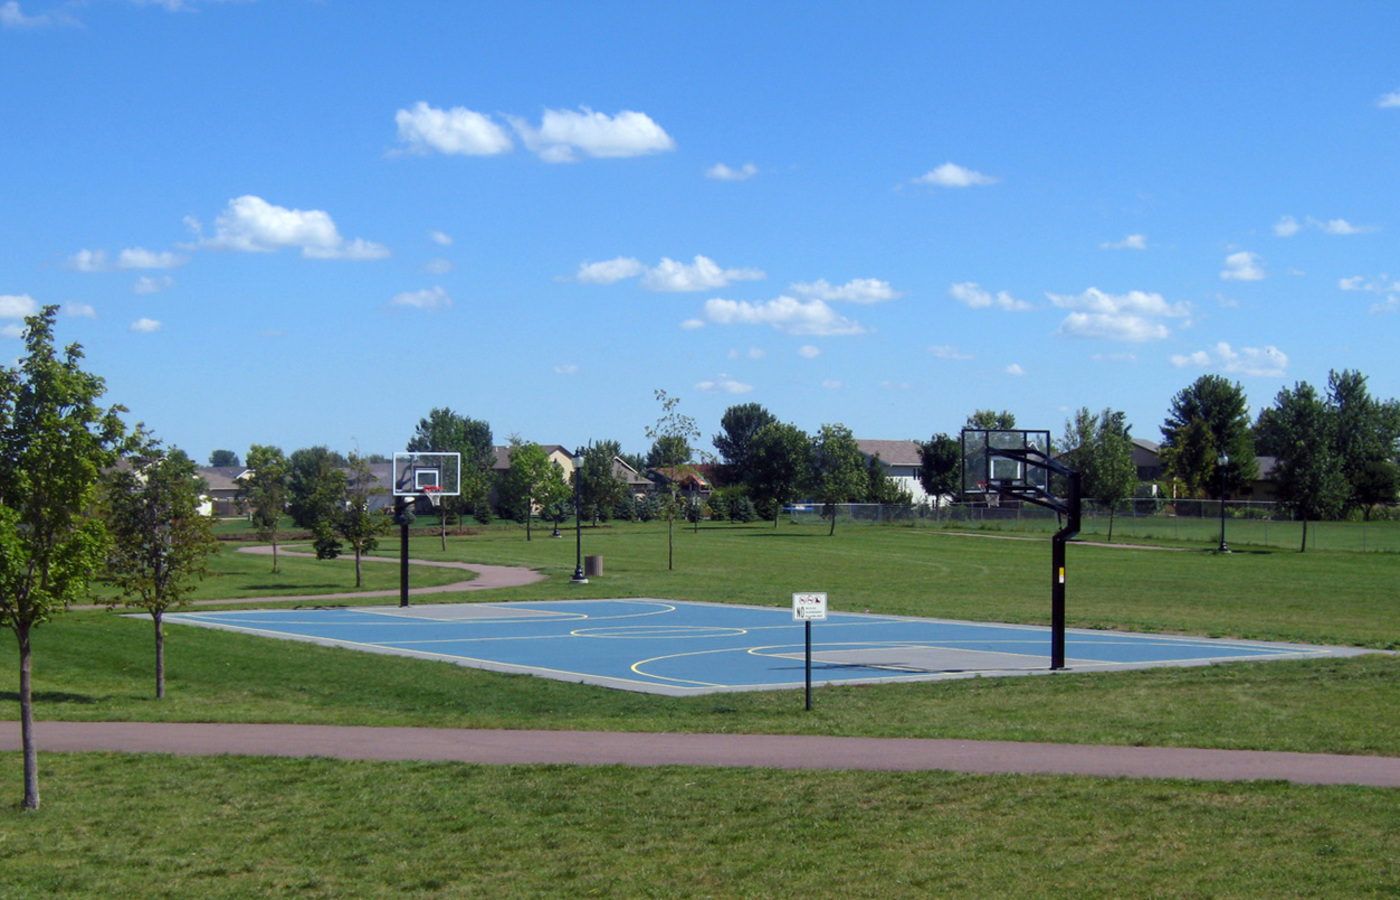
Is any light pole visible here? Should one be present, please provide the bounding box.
[571,447,589,584]
[1217,451,1230,553]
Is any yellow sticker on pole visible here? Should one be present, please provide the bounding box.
[1058,567,1065,584]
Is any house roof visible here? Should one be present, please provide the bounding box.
[855,439,923,467]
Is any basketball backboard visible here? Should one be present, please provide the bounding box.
[960,429,1052,497]
[392,451,462,497]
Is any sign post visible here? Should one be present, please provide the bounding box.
[792,592,827,711]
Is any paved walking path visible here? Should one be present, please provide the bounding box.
[181,545,546,606]
[6,721,1397,787]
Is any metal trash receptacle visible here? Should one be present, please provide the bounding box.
[585,555,603,577]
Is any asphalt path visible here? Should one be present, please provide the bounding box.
[6,721,1398,787]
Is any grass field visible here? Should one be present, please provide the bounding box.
[4,521,1399,896]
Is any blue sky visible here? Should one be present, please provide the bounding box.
[4,1,1399,463]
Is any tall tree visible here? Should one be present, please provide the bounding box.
[746,422,812,528]
[337,452,390,585]
[645,390,702,569]
[1160,375,1257,497]
[239,444,288,572]
[500,440,569,541]
[407,407,495,519]
[811,423,868,535]
[578,439,630,525]
[1061,407,1138,541]
[918,433,962,509]
[712,402,777,487]
[1265,382,1348,551]
[965,409,1017,430]
[1326,369,1400,515]
[208,449,241,467]
[0,306,127,811]
[103,438,218,699]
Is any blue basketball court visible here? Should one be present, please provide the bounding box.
[162,599,1369,696]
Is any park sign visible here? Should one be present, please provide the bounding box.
[792,592,828,621]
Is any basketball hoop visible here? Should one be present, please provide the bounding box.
[422,486,444,508]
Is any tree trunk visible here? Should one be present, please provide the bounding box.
[153,609,165,700]
[668,513,674,570]
[440,511,447,551]
[1300,517,1309,552]
[1107,509,1116,543]
[828,504,837,536]
[271,538,280,574]
[18,621,39,810]
[354,549,364,587]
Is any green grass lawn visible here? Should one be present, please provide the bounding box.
[4,521,1399,896]
[3,753,1397,899]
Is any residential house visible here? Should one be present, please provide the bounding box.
[855,439,929,503]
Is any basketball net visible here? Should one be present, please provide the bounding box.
[422,486,444,508]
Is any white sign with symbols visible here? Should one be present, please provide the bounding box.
[792,592,828,621]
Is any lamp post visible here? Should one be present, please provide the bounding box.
[1217,451,1230,553]
[571,447,589,584]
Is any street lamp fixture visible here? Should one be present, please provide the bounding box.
[571,447,589,584]
[1217,451,1230,553]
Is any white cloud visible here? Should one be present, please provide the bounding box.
[1005,364,1026,376]
[696,377,754,395]
[822,379,843,390]
[1170,342,1288,377]
[1049,287,1190,342]
[508,107,675,163]
[950,282,1031,311]
[63,302,97,318]
[1100,234,1147,250]
[910,162,998,188]
[66,249,110,272]
[421,257,454,275]
[575,257,645,285]
[0,1,74,27]
[192,196,389,260]
[640,255,764,292]
[929,344,972,360]
[133,275,175,295]
[390,286,452,310]
[1275,215,1375,237]
[394,102,512,156]
[67,247,189,272]
[1339,274,1399,293]
[2,324,24,339]
[429,230,453,246]
[790,278,901,304]
[1313,217,1375,235]
[130,318,162,333]
[798,345,821,359]
[0,293,38,318]
[554,364,579,375]
[706,162,757,181]
[703,296,868,336]
[118,247,188,269]
[1221,251,1266,281]
[680,318,706,330]
[1378,88,1400,108]
[727,347,767,360]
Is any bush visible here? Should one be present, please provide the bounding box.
[729,495,757,523]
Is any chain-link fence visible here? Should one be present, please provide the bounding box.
[780,501,1400,552]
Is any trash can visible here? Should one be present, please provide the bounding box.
[585,555,603,577]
